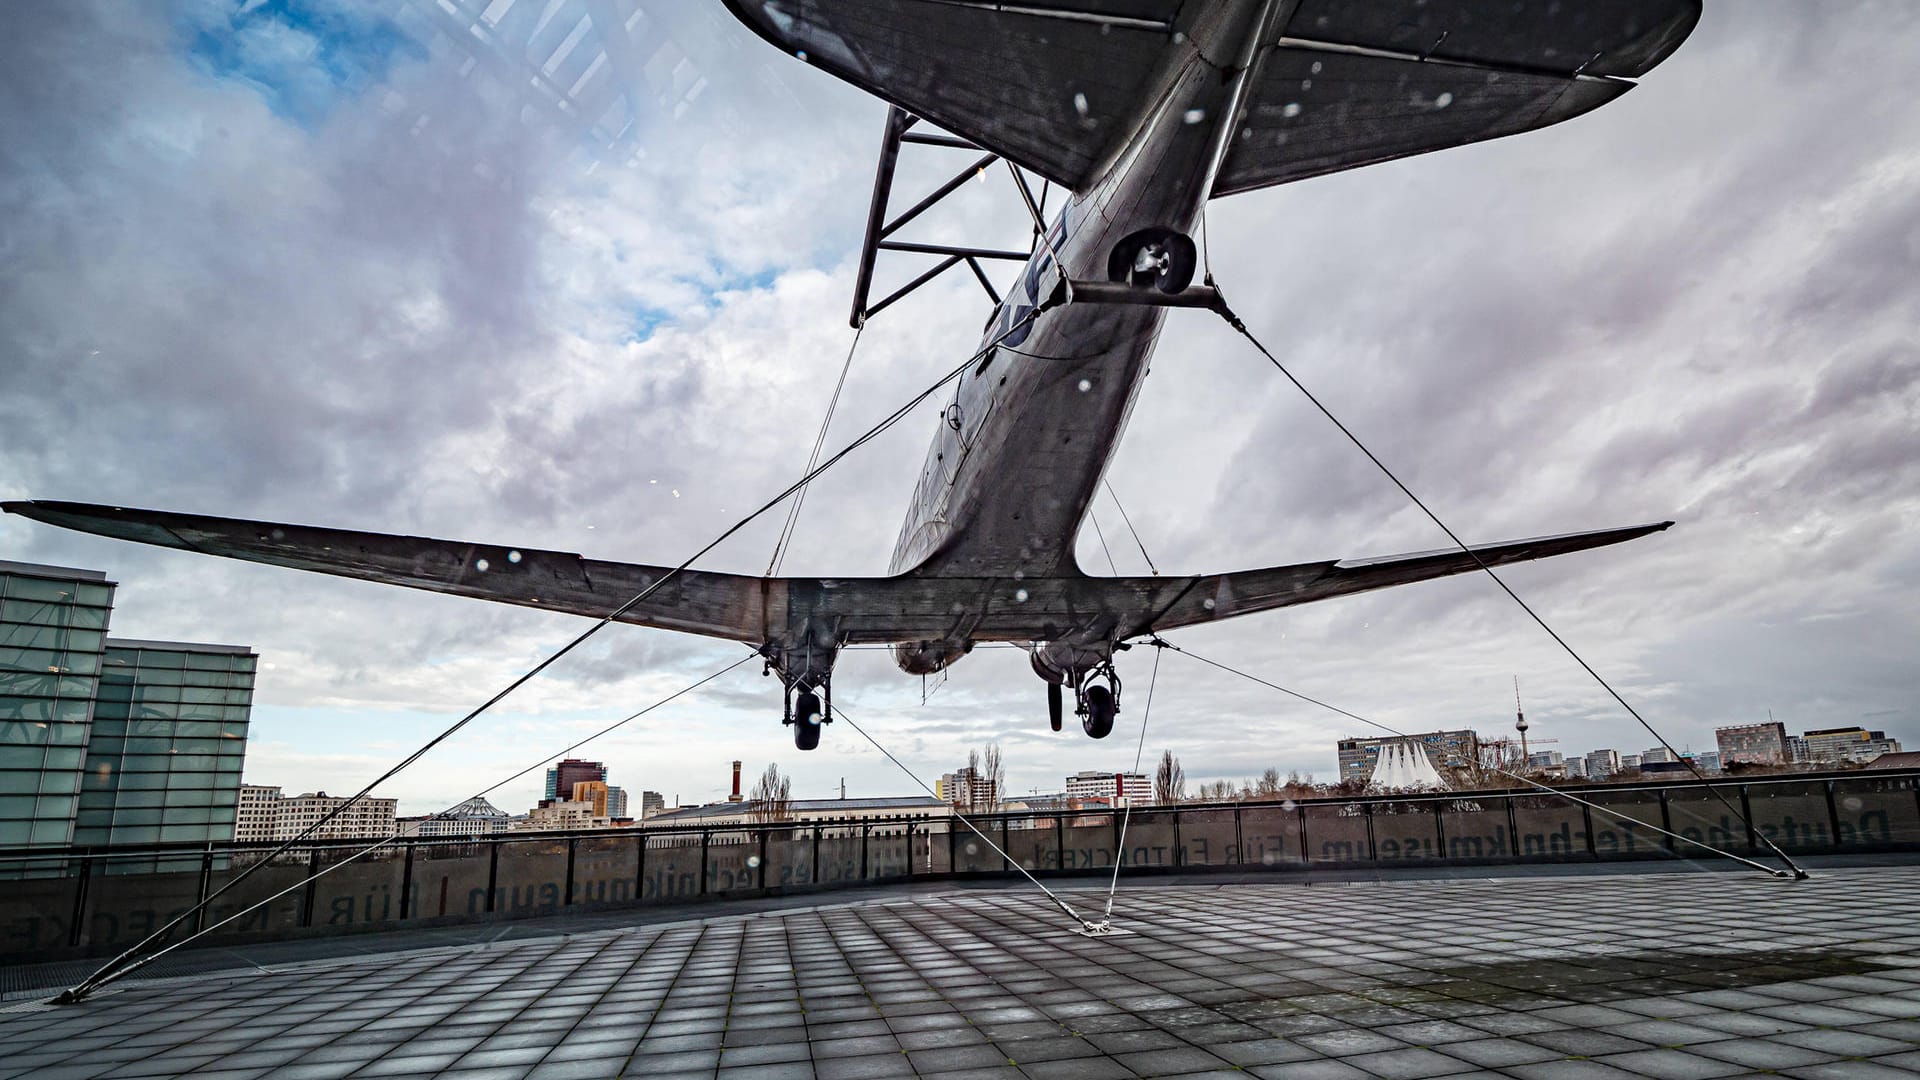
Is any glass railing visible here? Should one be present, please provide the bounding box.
[2,769,1913,963]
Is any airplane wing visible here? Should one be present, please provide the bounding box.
[1140,521,1674,633]
[0,501,779,644]
[1210,0,1700,198]
[719,0,1697,196]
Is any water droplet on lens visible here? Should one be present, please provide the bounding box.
[475,559,489,572]
[1202,597,1216,610]
[795,49,808,61]
[1172,31,1185,44]
[1282,102,1302,118]
[1077,378,1092,392]
[507,550,522,564]
[1073,92,1089,116]
[672,489,681,498]
[1282,799,1296,811]
[1261,851,1276,865]
[1435,92,1454,108]
[1311,61,1323,74]
[1015,588,1029,602]
[1183,108,1205,124]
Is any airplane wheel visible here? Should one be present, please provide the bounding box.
[1048,682,1063,732]
[794,690,822,751]
[1083,684,1115,739]
[1106,228,1197,294]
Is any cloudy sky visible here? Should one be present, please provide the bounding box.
[3,0,1915,815]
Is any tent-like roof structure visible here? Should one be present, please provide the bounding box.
[442,795,509,819]
[1367,740,1451,792]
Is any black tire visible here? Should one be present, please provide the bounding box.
[1105,228,1197,294]
[1083,684,1115,739]
[1048,682,1063,732]
[794,690,822,751]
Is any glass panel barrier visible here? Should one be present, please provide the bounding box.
[643,832,704,901]
[0,859,79,953]
[920,819,953,875]
[1004,815,1058,873]
[1663,786,1751,860]
[1833,775,1920,846]
[308,844,408,932]
[815,828,862,884]
[573,834,641,906]
[1060,811,1116,871]
[948,817,1002,875]
[763,825,814,887]
[494,835,569,914]
[867,824,912,880]
[1747,779,1840,852]
[1116,809,1176,868]
[1583,789,1669,859]
[1237,803,1304,867]
[705,831,757,895]
[195,848,308,945]
[405,841,495,921]
[1438,796,1512,860]
[1178,807,1236,868]
[1369,800,1444,863]
[1303,802,1369,863]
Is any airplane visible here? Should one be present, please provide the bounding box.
[5,0,1700,751]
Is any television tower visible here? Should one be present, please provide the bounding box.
[1514,676,1530,760]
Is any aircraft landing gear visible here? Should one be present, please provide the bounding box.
[1075,661,1122,740]
[1047,682,1063,732]
[782,678,831,752]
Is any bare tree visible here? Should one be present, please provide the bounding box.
[1255,767,1283,799]
[981,742,1004,813]
[749,763,791,823]
[1154,749,1185,805]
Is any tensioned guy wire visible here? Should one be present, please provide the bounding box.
[1103,642,1163,919]
[1207,286,1807,880]
[1160,640,1795,878]
[58,302,1060,1003]
[768,323,865,575]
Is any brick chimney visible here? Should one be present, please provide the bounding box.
[728,759,743,803]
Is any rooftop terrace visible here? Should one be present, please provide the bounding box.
[3,862,1918,1079]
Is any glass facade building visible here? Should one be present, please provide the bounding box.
[75,639,255,855]
[0,561,116,849]
[0,561,254,872]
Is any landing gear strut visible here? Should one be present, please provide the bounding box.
[1047,682,1063,732]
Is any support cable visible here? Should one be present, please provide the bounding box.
[58,302,1059,1004]
[1102,641,1164,920]
[1103,479,1158,575]
[768,324,865,575]
[55,656,751,1001]
[1207,289,1807,880]
[1159,640,1796,878]
[1088,511,1120,575]
[830,701,1096,931]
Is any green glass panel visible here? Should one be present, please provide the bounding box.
[34,795,75,818]
[44,769,81,793]
[0,822,30,844]
[73,584,113,606]
[66,653,100,674]
[29,820,71,845]
[119,772,166,790]
[0,795,37,817]
[43,747,82,769]
[137,651,186,670]
[0,723,50,746]
[111,825,159,844]
[4,578,82,603]
[50,721,90,745]
[0,772,37,794]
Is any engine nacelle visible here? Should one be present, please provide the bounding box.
[892,639,972,676]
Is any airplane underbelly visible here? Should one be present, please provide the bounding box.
[903,302,1164,577]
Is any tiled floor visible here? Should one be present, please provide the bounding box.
[2,867,1919,1078]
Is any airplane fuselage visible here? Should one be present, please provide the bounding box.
[886,0,1273,672]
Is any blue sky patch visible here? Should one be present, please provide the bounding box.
[187,0,426,127]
